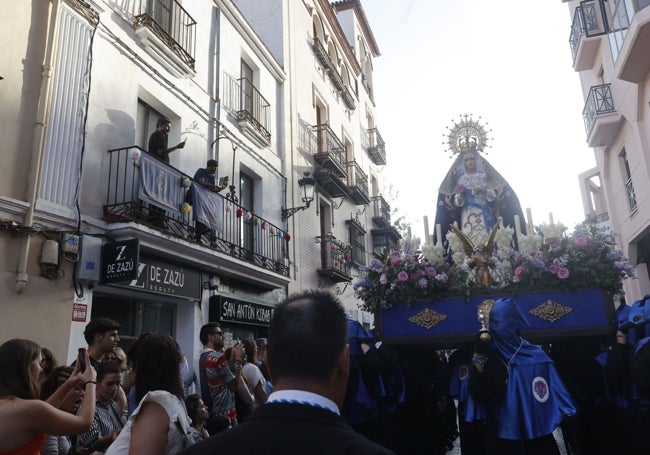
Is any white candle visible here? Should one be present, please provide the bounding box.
[514,214,522,241]
[423,216,432,245]
[525,208,532,231]
[436,224,442,246]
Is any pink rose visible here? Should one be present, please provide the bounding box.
[574,236,589,247]
[557,267,570,279]
[397,271,409,282]
[425,266,437,277]
[391,258,403,266]
[514,266,524,277]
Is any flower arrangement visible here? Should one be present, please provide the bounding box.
[354,221,635,313]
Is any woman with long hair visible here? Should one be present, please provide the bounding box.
[105,333,195,454]
[0,339,96,455]
[184,394,210,441]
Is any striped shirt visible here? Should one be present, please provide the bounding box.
[79,399,124,446]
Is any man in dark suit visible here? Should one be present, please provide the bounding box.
[182,290,395,455]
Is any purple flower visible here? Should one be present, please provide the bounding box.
[379,273,388,285]
[425,266,437,277]
[417,278,428,288]
[514,266,525,277]
[411,269,424,280]
[557,267,570,279]
[397,271,409,282]
[391,257,403,266]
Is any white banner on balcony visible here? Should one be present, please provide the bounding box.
[138,154,183,216]
[191,183,224,233]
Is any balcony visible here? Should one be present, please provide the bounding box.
[316,234,352,283]
[328,67,346,93]
[582,83,621,147]
[371,195,391,228]
[345,161,370,205]
[616,4,650,82]
[314,168,350,199]
[312,37,331,70]
[312,124,347,178]
[371,226,401,254]
[569,0,608,71]
[133,0,196,78]
[367,127,386,165]
[341,86,356,111]
[223,73,271,146]
[104,146,289,278]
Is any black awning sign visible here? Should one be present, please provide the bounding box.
[216,296,274,326]
[101,239,139,284]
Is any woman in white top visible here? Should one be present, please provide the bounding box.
[241,338,268,406]
[106,334,195,455]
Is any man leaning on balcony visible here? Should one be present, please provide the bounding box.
[193,159,227,244]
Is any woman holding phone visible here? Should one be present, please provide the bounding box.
[0,339,97,455]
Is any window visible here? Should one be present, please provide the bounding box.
[347,218,366,267]
[621,149,637,212]
[240,172,254,252]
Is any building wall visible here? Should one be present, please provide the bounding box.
[568,1,650,302]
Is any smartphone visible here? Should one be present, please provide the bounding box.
[78,347,87,373]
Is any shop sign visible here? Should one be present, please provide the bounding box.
[101,239,139,283]
[215,296,274,326]
[111,256,201,300]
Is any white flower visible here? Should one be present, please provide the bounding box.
[421,243,445,267]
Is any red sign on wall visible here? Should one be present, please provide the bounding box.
[72,303,88,322]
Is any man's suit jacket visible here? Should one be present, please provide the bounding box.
[181,401,395,455]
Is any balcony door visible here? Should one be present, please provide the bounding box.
[241,60,254,114]
[240,172,255,253]
[320,200,332,269]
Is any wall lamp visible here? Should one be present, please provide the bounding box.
[282,172,316,220]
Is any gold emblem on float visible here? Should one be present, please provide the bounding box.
[408,308,448,329]
[529,300,573,323]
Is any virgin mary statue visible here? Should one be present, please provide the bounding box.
[434,116,526,247]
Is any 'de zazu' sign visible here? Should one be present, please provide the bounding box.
[101,239,139,284]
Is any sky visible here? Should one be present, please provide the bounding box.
[361,0,595,242]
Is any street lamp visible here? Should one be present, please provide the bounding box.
[282,172,316,220]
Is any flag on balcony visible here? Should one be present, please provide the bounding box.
[191,182,224,232]
[139,155,183,216]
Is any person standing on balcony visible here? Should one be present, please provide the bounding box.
[146,118,186,228]
[190,159,227,244]
[148,118,186,164]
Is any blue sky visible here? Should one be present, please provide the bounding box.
[362,0,595,240]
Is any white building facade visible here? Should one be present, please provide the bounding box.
[566,0,650,302]
[232,0,399,325]
[0,0,290,362]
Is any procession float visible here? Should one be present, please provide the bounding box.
[354,115,635,348]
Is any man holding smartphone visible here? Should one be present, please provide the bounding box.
[190,160,227,244]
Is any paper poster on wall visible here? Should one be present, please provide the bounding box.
[72,303,88,322]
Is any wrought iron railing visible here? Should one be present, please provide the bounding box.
[133,0,196,68]
[346,217,366,267]
[371,195,391,228]
[367,127,386,165]
[569,0,609,61]
[625,177,638,212]
[328,67,345,92]
[582,83,615,136]
[223,73,271,142]
[104,146,289,276]
[346,161,369,201]
[341,86,356,110]
[317,234,351,278]
[312,124,346,170]
[312,37,331,70]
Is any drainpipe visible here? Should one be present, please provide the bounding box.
[16,0,60,294]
